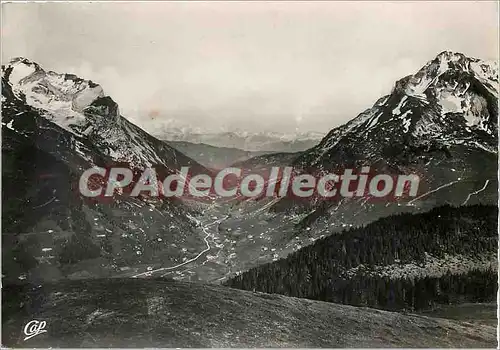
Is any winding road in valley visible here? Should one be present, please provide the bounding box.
[131,212,229,278]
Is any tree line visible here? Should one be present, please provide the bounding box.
[225,204,497,311]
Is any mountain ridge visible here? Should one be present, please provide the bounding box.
[156,126,324,152]
[211,52,498,281]
[2,57,207,173]
[268,51,498,225]
[1,58,213,284]
[294,51,498,171]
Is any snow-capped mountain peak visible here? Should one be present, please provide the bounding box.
[295,51,498,170]
[152,123,325,152]
[397,51,498,99]
[2,58,205,173]
[4,57,42,84]
[3,57,112,131]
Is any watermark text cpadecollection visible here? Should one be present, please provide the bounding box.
[78,165,421,202]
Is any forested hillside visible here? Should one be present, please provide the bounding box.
[226,205,497,311]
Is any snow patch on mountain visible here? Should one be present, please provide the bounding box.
[4,58,104,134]
[470,60,499,95]
[297,51,498,169]
[400,110,412,133]
[7,59,37,85]
[392,96,408,116]
[2,57,206,172]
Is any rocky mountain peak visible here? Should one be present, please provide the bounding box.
[1,58,208,173]
[294,51,498,171]
[3,57,44,85]
[398,51,498,100]
[2,58,112,126]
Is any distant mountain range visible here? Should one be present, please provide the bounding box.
[155,125,324,152]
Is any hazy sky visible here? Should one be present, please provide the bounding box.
[2,1,498,134]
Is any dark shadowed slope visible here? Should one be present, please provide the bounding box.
[164,140,271,168]
[1,58,210,284]
[2,279,496,348]
[231,151,301,171]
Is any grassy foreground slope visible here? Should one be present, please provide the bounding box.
[2,278,496,348]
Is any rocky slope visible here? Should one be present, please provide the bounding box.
[294,51,497,170]
[2,57,207,172]
[246,51,498,239]
[1,58,210,284]
[203,52,498,281]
